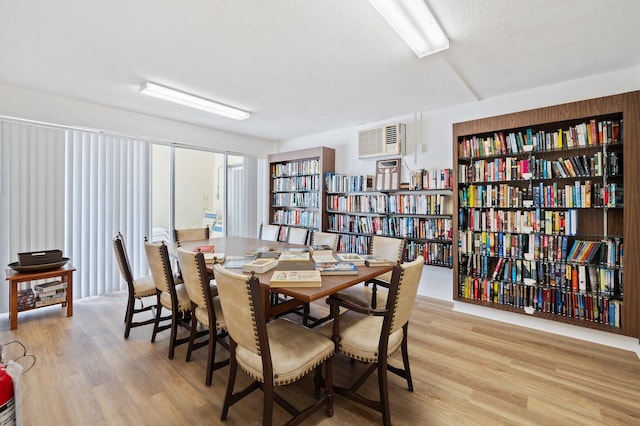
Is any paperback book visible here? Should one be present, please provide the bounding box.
[312,254,339,263]
[336,253,365,266]
[242,258,278,273]
[269,270,322,288]
[361,255,395,266]
[315,262,358,275]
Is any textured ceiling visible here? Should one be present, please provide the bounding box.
[1,0,639,141]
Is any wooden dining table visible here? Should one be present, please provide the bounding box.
[169,236,393,319]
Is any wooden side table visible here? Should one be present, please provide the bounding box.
[5,263,75,330]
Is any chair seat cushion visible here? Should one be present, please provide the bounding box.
[160,283,191,312]
[236,318,333,386]
[194,296,226,331]
[317,310,403,363]
[336,284,388,309]
[133,275,156,298]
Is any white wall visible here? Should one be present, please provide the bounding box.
[0,83,277,155]
[280,65,640,303]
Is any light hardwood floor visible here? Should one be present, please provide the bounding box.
[2,293,640,425]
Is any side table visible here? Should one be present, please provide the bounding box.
[4,263,75,330]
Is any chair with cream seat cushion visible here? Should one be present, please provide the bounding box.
[337,235,407,308]
[258,223,281,241]
[213,264,335,425]
[113,233,157,339]
[317,256,424,426]
[177,248,229,386]
[310,231,339,250]
[285,226,310,245]
[144,240,192,360]
[173,227,209,244]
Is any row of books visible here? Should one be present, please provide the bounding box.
[592,182,623,208]
[272,210,318,229]
[324,173,373,192]
[386,193,452,215]
[272,175,321,192]
[405,240,452,267]
[459,232,571,261]
[272,191,319,209]
[336,234,370,255]
[459,209,578,236]
[459,184,532,208]
[327,194,388,214]
[328,215,453,241]
[409,168,453,190]
[459,276,622,327]
[458,118,623,158]
[459,255,623,294]
[271,159,320,177]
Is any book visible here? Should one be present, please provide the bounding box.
[223,257,255,269]
[203,252,225,263]
[269,270,322,288]
[312,254,339,263]
[193,245,214,253]
[336,253,365,266]
[315,262,358,275]
[361,255,395,266]
[278,252,310,262]
[242,258,278,273]
[309,245,334,256]
[34,281,67,293]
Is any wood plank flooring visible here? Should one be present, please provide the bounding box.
[1,293,639,425]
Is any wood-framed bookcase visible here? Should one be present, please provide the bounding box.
[267,146,335,233]
[324,171,454,267]
[452,91,639,338]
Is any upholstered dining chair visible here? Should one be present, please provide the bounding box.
[174,227,210,244]
[285,226,310,245]
[310,231,339,250]
[213,264,335,425]
[177,248,229,386]
[113,233,157,339]
[258,223,280,241]
[337,235,407,308]
[318,256,424,426]
[144,239,191,360]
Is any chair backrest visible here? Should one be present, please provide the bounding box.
[371,236,406,262]
[311,231,339,250]
[113,233,133,285]
[144,240,177,296]
[213,264,264,357]
[177,248,211,309]
[259,223,280,241]
[174,227,210,244]
[286,227,309,245]
[387,255,424,335]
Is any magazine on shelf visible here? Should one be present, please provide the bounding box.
[315,262,358,275]
[269,270,322,288]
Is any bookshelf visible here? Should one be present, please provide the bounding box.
[325,171,454,268]
[453,91,639,338]
[268,147,335,233]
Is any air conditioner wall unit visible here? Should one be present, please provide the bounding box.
[358,123,406,159]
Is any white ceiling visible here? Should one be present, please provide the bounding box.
[1,0,639,141]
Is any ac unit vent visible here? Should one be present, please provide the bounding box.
[358,123,405,159]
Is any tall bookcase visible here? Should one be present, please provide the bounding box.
[325,171,454,268]
[452,91,639,338]
[268,147,335,233]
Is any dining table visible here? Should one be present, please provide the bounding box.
[168,236,394,320]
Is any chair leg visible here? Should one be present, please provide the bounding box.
[205,326,216,387]
[221,342,238,421]
[378,358,391,426]
[401,323,413,392]
[168,310,179,360]
[124,294,135,339]
[262,379,274,426]
[325,358,334,417]
[186,306,198,362]
[151,299,163,343]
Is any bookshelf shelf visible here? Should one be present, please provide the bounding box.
[268,147,335,232]
[325,172,454,268]
[453,91,639,338]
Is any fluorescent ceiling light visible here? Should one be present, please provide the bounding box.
[369,0,449,58]
[139,81,250,120]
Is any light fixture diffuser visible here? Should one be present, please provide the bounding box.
[139,81,250,120]
[369,0,449,58]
